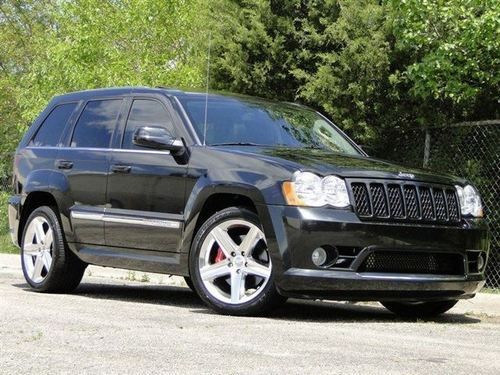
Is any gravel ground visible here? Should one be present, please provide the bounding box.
[1,261,500,374]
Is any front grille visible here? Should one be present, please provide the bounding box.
[350,180,460,224]
[358,251,464,275]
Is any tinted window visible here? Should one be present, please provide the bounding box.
[179,97,360,155]
[123,99,174,149]
[31,103,77,147]
[71,99,122,148]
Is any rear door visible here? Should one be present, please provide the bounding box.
[105,97,186,252]
[59,98,124,245]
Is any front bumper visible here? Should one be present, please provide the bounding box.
[261,205,489,301]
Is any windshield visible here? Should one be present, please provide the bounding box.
[178,96,361,156]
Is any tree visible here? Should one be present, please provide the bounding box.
[0,0,208,180]
[20,0,206,121]
[390,0,499,122]
[210,0,391,143]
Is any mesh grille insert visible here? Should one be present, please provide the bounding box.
[387,185,404,218]
[351,183,371,216]
[358,251,464,275]
[419,187,435,220]
[370,184,388,217]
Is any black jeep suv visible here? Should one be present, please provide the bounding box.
[8,87,489,317]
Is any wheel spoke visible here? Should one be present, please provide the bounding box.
[239,226,260,255]
[211,227,237,257]
[200,260,231,281]
[44,229,53,249]
[41,251,52,271]
[34,218,46,245]
[32,255,44,280]
[246,259,271,279]
[230,270,244,303]
[23,243,39,256]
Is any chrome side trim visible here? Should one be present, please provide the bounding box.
[104,216,181,229]
[70,209,181,229]
[70,211,104,221]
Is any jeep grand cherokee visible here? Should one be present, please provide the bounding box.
[7,87,489,317]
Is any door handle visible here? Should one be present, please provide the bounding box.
[111,164,132,173]
[56,160,73,170]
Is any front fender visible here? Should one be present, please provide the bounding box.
[179,176,276,255]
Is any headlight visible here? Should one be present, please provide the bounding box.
[455,184,483,217]
[282,171,350,208]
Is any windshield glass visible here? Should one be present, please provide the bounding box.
[178,96,361,155]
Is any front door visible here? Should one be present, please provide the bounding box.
[105,98,187,252]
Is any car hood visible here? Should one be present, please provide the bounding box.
[214,146,462,185]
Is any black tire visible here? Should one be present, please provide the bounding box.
[189,207,286,316]
[381,300,458,318]
[184,276,196,292]
[21,206,87,292]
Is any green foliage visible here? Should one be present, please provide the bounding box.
[0,0,498,176]
[20,0,206,121]
[210,0,391,142]
[0,191,17,253]
[209,0,499,162]
[390,0,499,119]
[0,0,206,142]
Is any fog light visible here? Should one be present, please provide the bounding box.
[477,253,485,272]
[312,247,328,267]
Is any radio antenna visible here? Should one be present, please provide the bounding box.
[203,31,212,146]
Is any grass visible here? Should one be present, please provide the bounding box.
[0,190,18,254]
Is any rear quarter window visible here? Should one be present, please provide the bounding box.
[30,103,77,147]
[71,99,123,148]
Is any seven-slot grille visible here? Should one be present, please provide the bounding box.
[349,180,460,224]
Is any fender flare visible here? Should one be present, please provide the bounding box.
[179,177,276,255]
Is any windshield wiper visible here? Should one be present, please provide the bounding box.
[209,142,265,147]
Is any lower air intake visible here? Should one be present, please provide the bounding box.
[358,251,464,276]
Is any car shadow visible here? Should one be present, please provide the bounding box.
[12,281,481,324]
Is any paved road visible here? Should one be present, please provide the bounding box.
[1,266,500,375]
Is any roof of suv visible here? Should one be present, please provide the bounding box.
[52,86,303,108]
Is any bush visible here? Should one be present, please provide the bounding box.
[0,191,17,254]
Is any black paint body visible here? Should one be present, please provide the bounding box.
[8,87,489,301]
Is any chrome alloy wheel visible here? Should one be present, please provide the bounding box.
[198,219,272,305]
[22,216,54,283]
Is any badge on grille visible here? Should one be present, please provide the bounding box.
[398,171,415,179]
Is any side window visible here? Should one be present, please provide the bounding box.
[123,99,175,149]
[71,99,123,148]
[31,103,77,147]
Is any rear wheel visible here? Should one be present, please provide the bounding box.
[189,207,286,315]
[21,206,86,292]
[381,300,458,318]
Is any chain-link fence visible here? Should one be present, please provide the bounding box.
[373,122,499,289]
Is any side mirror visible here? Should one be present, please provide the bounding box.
[133,126,184,153]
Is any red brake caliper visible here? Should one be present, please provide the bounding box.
[214,247,226,263]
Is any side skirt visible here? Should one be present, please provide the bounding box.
[71,244,187,276]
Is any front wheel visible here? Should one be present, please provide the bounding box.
[189,207,286,316]
[380,300,458,318]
